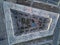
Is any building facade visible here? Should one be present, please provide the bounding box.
[0,0,60,45]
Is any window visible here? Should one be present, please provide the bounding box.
[11,9,51,36]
